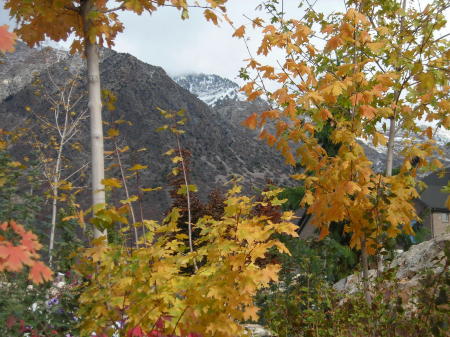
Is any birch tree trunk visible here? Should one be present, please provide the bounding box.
[386,116,396,177]
[48,135,64,266]
[386,0,407,178]
[82,1,106,239]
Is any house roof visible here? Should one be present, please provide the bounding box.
[419,167,450,211]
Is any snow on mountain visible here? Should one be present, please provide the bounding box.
[359,118,450,172]
[173,73,247,106]
[173,73,450,171]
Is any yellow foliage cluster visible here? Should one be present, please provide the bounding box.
[240,0,449,253]
[76,185,298,337]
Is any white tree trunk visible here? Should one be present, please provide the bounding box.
[82,1,106,239]
[48,137,64,266]
[385,116,395,177]
[385,0,406,178]
[115,141,139,246]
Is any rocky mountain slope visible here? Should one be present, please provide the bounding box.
[176,73,450,172]
[0,43,292,217]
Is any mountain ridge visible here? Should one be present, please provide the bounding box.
[0,43,293,217]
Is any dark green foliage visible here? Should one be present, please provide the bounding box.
[0,151,42,230]
[279,186,305,211]
[257,241,449,337]
[0,272,80,337]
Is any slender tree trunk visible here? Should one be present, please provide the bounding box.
[376,0,407,276]
[48,141,63,266]
[176,136,197,271]
[136,172,146,244]
[49,108,69,266]
[385,116,395,177]
[386,0,406,178]
[114,141,138,246]
[361,235,371,304]
[82,1,106,239]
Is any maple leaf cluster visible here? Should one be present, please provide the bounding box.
[239,0,449,254]
[75,185,297,337]
[4,0,228,54]
[0,221,53,284]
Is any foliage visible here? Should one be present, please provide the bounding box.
[0,272,81,337]
[239,0,450,255]
[256,236,357,334]
[0,24,16,53]
[76,185,298,337]
[0,149,43,229]
[4,0,228,54]
[0,220,53,284]
[278,185,305,211]
[258,241,449,337]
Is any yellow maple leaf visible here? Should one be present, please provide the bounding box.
[128,164,148,171]
[101,178,122,188]
[107,128,119,137]
[367,41,386,53]
[260,264,281,283]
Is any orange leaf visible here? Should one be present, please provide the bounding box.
[359,105,377,119]
[0,245,33,272]
[203,9,218,25]
[321,24,335,34]
[0,25,16,53]
[20,230,42,252]
[29,261,53,284]
[320,109,332,120]
[243,306,259,321]
[232,25,246,38]
[325,36,343,51]
[242,113,258,129]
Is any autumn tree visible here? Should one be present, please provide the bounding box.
[29,72,88,265]
[4,0,229,239]
[238,0,449,300]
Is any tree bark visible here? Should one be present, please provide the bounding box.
[385,116,395,177]
[48,131,64,266]
[82,1,106,239]
[361,235,371,304]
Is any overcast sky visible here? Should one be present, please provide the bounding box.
[0,1,447,84]
[0,0,344,83]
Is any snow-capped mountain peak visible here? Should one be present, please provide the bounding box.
[173,73,247,106]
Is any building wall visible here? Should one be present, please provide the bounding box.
[432,212,450,237]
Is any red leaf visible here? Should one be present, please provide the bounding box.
[29,261,53,284]
[128,326,145,337]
